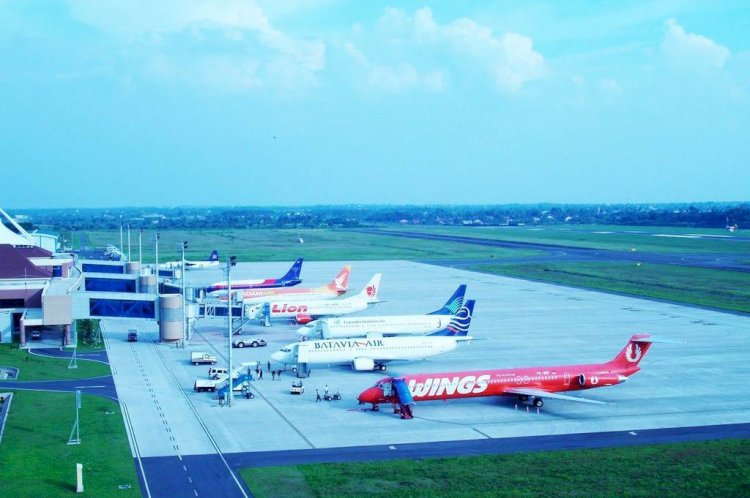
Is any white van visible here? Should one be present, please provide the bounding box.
[208,367,229,379]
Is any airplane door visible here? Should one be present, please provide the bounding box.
[564,372,570,386]
[297,344,309,363]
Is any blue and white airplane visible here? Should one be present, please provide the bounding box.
[297,285,467,339]
[206,258,304,295]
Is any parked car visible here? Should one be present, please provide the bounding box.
[30,330,41,340]
[127,330,138,342]
[232,338,267,348]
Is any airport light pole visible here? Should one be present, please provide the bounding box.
[181,240,188,347]
[226,255,237,407]
[154,232,160,283]
[127,224,131,261]
[138,229,142,268]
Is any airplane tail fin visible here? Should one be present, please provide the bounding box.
[607,334,655,371]
[431,300,475,336]
[209,250,219,262]
[281,258,303,281]
[358,273,382,303]
[428,284,467,315]
[326,265,351,293]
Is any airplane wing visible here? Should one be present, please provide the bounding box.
[505,387,609,405]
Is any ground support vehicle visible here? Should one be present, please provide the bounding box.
[232,339,267,348]
[191,352,218,365]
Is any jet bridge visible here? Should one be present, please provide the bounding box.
[72,291,158,320]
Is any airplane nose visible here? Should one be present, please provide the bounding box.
[296,326,310,337]
[270,351,285,363]
[357,387,380,404]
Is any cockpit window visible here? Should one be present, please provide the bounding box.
[281,348,291,353]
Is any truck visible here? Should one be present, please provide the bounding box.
[194,361,258,395]
[193,378,223,392]
[191,352,217,365]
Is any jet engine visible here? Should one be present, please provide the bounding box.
[578,373,625,387]
[295,313,313,324]
[352,357,375,371]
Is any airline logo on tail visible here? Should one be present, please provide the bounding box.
[430,285,467,315]
[609,334,654,368]
[445,295,464,315]
[432,300,474,336]
[359,274,382,303]
[625,343,642,363]
[327,265,351,292]
[284,258,303,280]
[209,250,219,262]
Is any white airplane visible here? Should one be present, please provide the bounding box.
[160,250,220,270]
[297,285,467,339]
[271,301,475,371]
[248,273,382,326]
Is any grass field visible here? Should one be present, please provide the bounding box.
[0,391,139,497]
[0,344,111,381]
[473,262,750,314]
[241,439,750,498]
[386,224,750,254]
[77,228,541,263]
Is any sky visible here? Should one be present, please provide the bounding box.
[1,1,749,208]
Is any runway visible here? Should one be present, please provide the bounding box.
[225,422,750,468]
[355,228,750,273]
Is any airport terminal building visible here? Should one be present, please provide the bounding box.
[0,211,76,345]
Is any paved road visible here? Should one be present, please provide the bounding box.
[0,376,118,401]
[354,228,750,272]
[226,422,750,469]
[29,347,110,364]
[139,455,253,498]
[103,323,252,498]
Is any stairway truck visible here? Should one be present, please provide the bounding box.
[392,378,415,419]
[191,352,218,365]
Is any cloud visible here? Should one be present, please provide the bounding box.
[661,18,730,69]
[600,78,622,97]
[344,41,444,93]
[368,63,444,93]
[370,7,547,93]
[67,0,325,93]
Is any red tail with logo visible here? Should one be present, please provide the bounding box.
[608,334,653,370]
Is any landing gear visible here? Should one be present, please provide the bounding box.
[516,395,543,408]
[375,364,387,371]
[372,404,380,411]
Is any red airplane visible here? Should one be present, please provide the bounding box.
[357,334,655,419]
